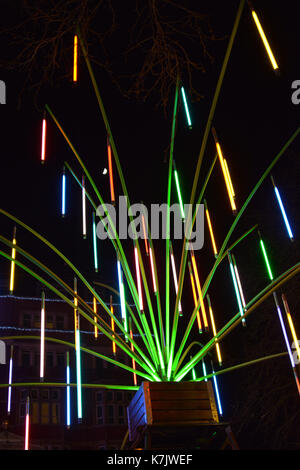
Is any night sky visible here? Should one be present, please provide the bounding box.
[0,0,299,448]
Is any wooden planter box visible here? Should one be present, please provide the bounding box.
[127,381,219,443]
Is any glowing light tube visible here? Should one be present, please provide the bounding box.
[232,254,247,312]
[282,294,300,363]
[25,396,30,450]
[259,234,274,281]
[82,175,87,239]
[191,252,208,330]
[107,136,115,204]
[110,296,116,355]
[149,247,157,294]
[73,35,78,82]
[74,277,82,421]
[92,212,98,272]
[7,345,13,415]
[250,8,279,71]
[273,292,296,369]
[117,259,128,334]
[204,200,218,257]
[212,127,236,213]
[66,351,71,428]
[173,161,185,219]
[211,361,223,416]
[129,319,137,386]
[180,86,192,128]
[271,177,294,240]
[202,359,207,382]
[188,261,202,332]
[41,117,46,163]
[134,247,144,311]
[141,213,149,255]
[223,158,235,198]
[207,294,222,366]
[61,168,66,217]
[40,290,45,381]
[9,226,17,294]
[170,243,182,315]
[93,296,98,339]
[228,253,245,325]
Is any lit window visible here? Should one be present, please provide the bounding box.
[41,403,49,424]
[32,402,39,424]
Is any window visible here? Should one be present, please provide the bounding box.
[23,313,31,328]
[116,392,123,402]
[106,391,113,402]
[56,353,65,368]
[96,392,103,402]
[56,315,64,330]
[46,352,53,368]
[20,390,27,401]
[21,351,31,367]
[96,405,104,425]
[118,405,125,424]
[33,314,41,328]
[40,389,49,400]
[50,390,60,401]
[107,405,114,425]
[52,404,59,424]
[32,402,39,424]
[46,314,54,329]
[41,403,50,424]
[31,389,38,400]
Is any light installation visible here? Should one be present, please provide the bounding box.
[61,167,66,217]
[271,176,294,240]
[7,345,13,415]
[40,290,45,380]
[93,296,98,339]
[9,226,17,294]
[107,136,115,204]
[73,35,78,82]
[248,2,279,71]
[41,116,46,163]
[204,199,218,257]
[180,86,192,128]
[173,161,185,219]
[92,212,98,272]
[1,2,299,444]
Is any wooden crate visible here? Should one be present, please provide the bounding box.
[127,381,219,442]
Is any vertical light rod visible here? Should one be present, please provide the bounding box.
[117,259,128,334]
[24,396,30,450]
[73,34,78,82]
[7,345,13,415]
[66,351,71,428]
[93,296,98,339]
[173,161,185,219]
[271,176,294,240]
[207,294,222,366]
[74,277,82,421]
[134,247,144,311]
[149,247,157,294]
[61,167,66,217]
[41,116,46,163]
[9,226,17,294]
[107,136,115,204]
[250,7,279,71]
[211,361,223,416]
[180,86,192,128]
[204,200,218,257]
[82,175,87,238]
[228,253,245,325]
[282,294,300,364]
[188,261,202,332]
[259,235,274,281]
[40,290,45,381]
[110,296,116,355]
[92,212,99,272]
[191,252,209,330]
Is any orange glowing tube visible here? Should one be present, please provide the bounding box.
[9,226,17,294]
[73,35,78,82]
[93,297,98,339]
[207,294,222,366]
[204,200,218,257]
[110,296,116,355]
[107,136,115,204]
[188,261,202,332]
[191,252,208,330]
[41,116,46,163]
[282,294,300,363]
[212,127,236,213]
[129,318,137,386]
[149,247,157,294]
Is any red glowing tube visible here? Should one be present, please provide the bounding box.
[107,136,115,204]
[41,117,46,163]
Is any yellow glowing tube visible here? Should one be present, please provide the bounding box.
[282,294,300,363]
[93,296,98,339]
[110,296,116,355]
[207,294,222,366]
[191,253,208,330]
[251,10,279,71]
[9,226,17,294]
[204,200,218,257]
[73,35,78,82]
[223,158,235,198]
[216,141,236,212]
[188,261,202,333]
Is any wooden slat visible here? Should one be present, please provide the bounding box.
[151,399,211,411]
[152,409,213,423]
[150,390,209,401]
[148,381,208,391]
